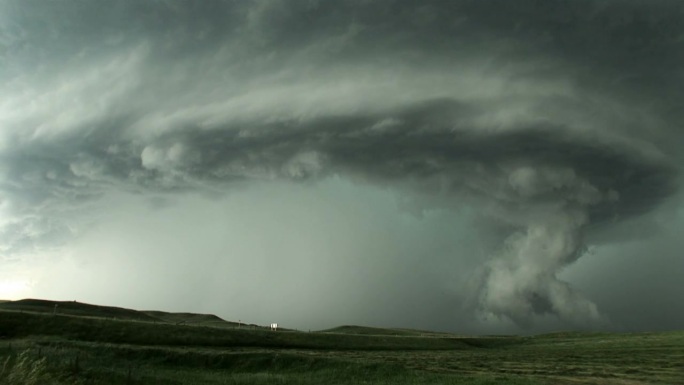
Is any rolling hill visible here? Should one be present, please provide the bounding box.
[0,298,681,384]
[0,299,158,322]
[0,299,238,328]
[320,325,467,338]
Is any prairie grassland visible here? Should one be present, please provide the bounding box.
[0,339,541,385]
[0,309,682,385]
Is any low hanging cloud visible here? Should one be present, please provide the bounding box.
[0,0,682,331]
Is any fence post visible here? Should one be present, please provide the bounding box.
[74,352,80,374]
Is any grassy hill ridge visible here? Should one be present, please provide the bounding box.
[141,310,238,327]
[142,311,226,323]
[321,325,463,337]
[0,299,158,322]
[2,298,440,334]
[0,298,682,384]
[0,310,511,350]
[0,299,240,328]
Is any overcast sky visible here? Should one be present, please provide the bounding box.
[1,0,682,334]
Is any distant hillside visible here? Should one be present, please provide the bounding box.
[534,331,616,339]
[0,298,261,330]
[0,310,505,351]
[142,310,242,328]
[0,299,159,322]
[320,325,443,337]
[391,328,466,338]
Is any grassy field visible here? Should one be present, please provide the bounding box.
[319,325,462,338]
[0,300,682,385]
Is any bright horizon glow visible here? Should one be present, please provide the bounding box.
[0,278,33,300]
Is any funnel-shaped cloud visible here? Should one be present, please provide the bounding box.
[0,0,681,330]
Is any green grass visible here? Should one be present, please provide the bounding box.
[319,325,462,338]
[0,298,271,331]
[0,299,158,322]
[0,310,510,351]
[141,311,233,326]
[0,341,541,385]
[1,300,682,385]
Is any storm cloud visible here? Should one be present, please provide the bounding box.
[1,0,682,333]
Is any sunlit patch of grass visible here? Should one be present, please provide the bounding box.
[0,349,70,385]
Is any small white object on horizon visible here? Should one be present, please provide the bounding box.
[270,323,278,331]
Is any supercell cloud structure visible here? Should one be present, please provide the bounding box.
[0,0,682,332]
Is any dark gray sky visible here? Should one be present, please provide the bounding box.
[1,0,682,334]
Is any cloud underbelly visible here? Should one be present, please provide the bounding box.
[122,101,674,326]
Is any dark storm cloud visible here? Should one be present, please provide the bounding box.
[124,99,675,222]
[1,0,682,330]
[2,98,674,224]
